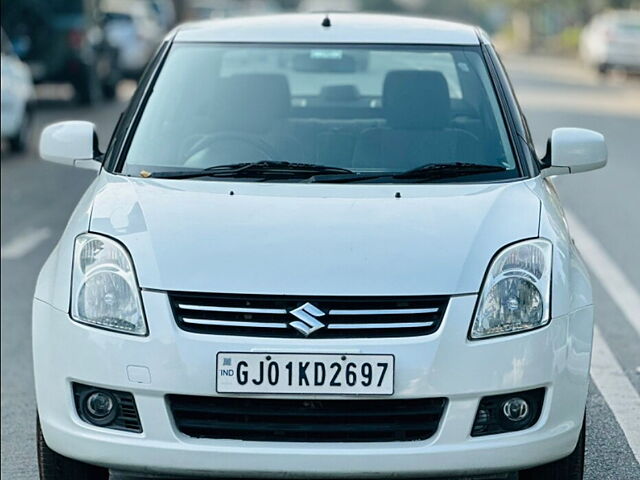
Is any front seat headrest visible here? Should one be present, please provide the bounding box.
[383,70,451,130]
[211,73,291,133]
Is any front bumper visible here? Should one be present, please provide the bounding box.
[0,97,23,137]
[33,292,593,478]
[602,45,640,70]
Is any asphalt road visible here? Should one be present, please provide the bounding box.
[1,56,639,479]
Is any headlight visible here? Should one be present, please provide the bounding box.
[71,233,147,335]
[470,239,552,339]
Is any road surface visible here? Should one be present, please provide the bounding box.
[1,56,639,479]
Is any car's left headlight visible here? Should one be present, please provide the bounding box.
[470,239,552,339]
[71,233,147,335]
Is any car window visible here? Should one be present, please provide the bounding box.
[122,43,519,183]
[616,19,640,34]
[220,48,463,99]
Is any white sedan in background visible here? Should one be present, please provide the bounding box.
[580,10,640,75]
[102,0,165,78]
[1,28,34,152]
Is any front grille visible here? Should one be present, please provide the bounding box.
[169,292,448,338]
[168,395,447,442]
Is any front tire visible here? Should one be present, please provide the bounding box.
[37,417,109,480]
[101,55,121,101]
[74,65,101,106]
[8,108,32,153]
[519,418,585,480]
[597,63,609,76]
[101,80,117,101]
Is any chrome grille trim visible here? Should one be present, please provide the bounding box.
[327,321,434,330]
[178,304,288,314]
[182,318,288,328]
[181,305,439,318]
[328,308,439,315]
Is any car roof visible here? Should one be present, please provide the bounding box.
[173,13,480,45]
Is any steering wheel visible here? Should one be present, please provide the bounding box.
[182,132,281,167]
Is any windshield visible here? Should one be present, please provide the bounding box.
[121,43,520,183]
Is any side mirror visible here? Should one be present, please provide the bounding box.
[39,121,102,171]
[541,128,607,177]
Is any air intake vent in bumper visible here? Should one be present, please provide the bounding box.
[168,395,447,442]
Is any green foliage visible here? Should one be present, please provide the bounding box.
[545,25,582,54]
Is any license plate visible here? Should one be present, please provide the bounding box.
[216,353,394,395]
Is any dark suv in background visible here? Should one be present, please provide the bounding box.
[1,0,121,104]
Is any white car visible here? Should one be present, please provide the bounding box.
[102,0,166,78]
[298,0,361,13]
[147,0,176,31]
[580,9,640,74]
[34,14,606,480]
[1,28,34,152]
[188,0,282,20]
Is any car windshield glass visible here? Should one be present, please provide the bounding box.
[617,19,640,33]
[121,43,519,183]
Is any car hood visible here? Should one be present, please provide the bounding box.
[90,174,541,296]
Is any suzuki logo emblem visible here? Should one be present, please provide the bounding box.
[289,303,326,336]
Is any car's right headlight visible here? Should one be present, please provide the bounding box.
[71,233,147,335]
[470,239,552,339]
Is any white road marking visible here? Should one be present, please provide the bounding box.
[566,212,640,337]
[591,327,640,462]
[0,227,51,260]
[564,212,640,460]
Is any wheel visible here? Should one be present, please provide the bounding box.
[97,46,122,102]
[100,55,121,101]
[74,66,101,106]
[597,63,609,76]
[519,418,585,480]
[101,80,118,101]
[37,416,109,480]
[8,108,32,153]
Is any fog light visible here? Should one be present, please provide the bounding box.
[86,391,115,419]
[79,389,118,426]
[502,397,529,422]
[471,388,544,436]
[73,383,142,432]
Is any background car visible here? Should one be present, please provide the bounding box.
[1,28,35,152]
[187,0,282,20]
[102,0,166,78]
[1,0,121,104]
[146,0,176,31]
[297,0,362,13]
[580,9,640,75]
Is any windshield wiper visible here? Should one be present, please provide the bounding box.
[148,161,354,179]
[309,163,508,183]
[393,162,507,180]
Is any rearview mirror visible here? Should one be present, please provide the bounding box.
[39,121,102,171]
[292,52,357,73]
[541,128,607,177]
